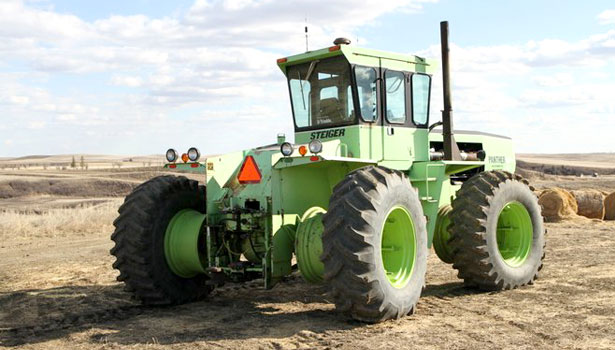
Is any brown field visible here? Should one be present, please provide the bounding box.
[1,155,615,349]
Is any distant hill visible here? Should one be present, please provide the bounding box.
[11,155,51,161]
[0,154,165,170]
[0,154,163,163]
[517,153,615,169]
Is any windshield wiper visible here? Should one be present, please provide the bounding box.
[297,60,319,111]
[297,71,306,110]
[305,60,319,82]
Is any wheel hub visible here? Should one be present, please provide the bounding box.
[164,209,207,278]
[295,207,326,283]
[381,206,417,289]
[496,201,533,267]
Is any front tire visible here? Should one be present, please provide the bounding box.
[321,166,427,323]
[449,171,545,290]
[110,175,212,305]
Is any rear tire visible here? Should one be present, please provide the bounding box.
[110,175,212,305]
[449,171,545,290]
[322,166,427,323]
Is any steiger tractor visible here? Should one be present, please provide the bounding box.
[111,22,545,323]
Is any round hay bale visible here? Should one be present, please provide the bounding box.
[604,192,615,221]
[572,190,605,220]
[538,188,578,222]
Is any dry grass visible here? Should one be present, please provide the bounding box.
[0,200,121,240]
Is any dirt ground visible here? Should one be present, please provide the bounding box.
[1,165,615,349]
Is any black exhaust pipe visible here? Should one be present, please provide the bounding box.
[440,21,462,161]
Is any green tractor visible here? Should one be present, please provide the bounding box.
[111,22,545,323]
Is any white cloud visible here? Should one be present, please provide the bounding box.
[9,95,29,104]
[57,114,76,121]
[0,0,94,42]
[27,121,46,129]
[184,0,437,48]
[421,29,615,153]
[111,75,143,87]
[519,89,586,108]
[0,0,437,113]
[532,73,574,87]
[0,0,437,75]
[598,10,615,25]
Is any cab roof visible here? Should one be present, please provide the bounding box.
[276,44,437,75]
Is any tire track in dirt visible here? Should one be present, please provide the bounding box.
[417,278,561,346]
[0,304,144,347]
[0,274,270,347]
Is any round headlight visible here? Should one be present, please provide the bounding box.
[187,147,200,162]
[280,142,294,157]
[166,148,178,163]
[308,139,323,154]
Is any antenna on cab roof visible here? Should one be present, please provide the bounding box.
[305,18,309,52]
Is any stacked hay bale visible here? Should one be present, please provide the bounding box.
[605,192,615,220]
[538,188,578,222]
[571,190,605,220]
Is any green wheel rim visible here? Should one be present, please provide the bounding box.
[381,206,417,289]
[296,207,326,283]
[496,201,533,267]
[164,209,207,278]
[433,205,454,264]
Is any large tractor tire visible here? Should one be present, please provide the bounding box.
[321,166,427,323]
[449,170,545,290]
[110,175,212,305]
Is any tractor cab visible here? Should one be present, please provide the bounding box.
[277,39,436,163]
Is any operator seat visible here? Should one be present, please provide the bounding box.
[319,98,345,124]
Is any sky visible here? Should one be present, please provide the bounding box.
[1,0,615,157]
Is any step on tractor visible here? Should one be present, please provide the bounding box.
[111,22,545,323]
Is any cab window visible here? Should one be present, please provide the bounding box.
[354,66,377,122]
[412,74,431,126]
[385,70,406,124]
[289,79,311,127]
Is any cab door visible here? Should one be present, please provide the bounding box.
[354,64,383,161]
[381,69,413,162]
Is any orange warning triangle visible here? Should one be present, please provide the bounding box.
[237,155,262,184]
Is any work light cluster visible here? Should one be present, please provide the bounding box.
[166,147,201,163]
[280,139,322,157]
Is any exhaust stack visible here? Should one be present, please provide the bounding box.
[440,21,462,161]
